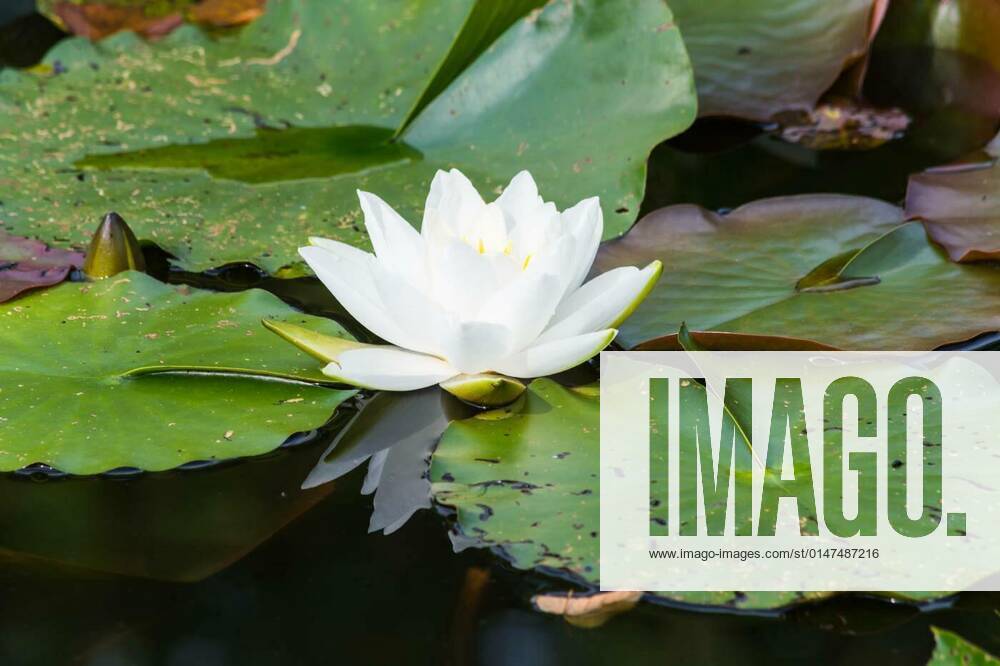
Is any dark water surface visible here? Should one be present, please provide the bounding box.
[2,9,1000,666]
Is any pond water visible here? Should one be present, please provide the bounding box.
[1,7,999,666]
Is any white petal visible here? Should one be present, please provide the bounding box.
[357,190,426,288]
[439,321,513,374]
[537,261,662,343]
[493,329,617,378]
[322,346,458,390]
[472,202,510,253]
[496,171,556,232]
[427,239,516,319]
[299,245,408,347]
[561,197,604,295]
[422,169,486,242]
[369,261,453,356]
[478,271,562,351]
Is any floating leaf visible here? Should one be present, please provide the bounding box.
[0,271,355,473]
[669,0,878,120]
[928,628,1000,665]
[906,158,1000,262]
[431,379,950,611]
[532,591,642,628]
[38,0,188,39]
[0,232,83,302]
[37,0,265,39]
[592,196,1000,349]
[2,0,695,274]
[635,330,839,351]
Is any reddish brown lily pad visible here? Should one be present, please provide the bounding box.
[40,0,265,40]
[906,161,1000,263]
[0,232,83,303]
[49,2,185,40]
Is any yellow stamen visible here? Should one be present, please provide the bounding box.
[477,238,485,254]
[522,254,533,270]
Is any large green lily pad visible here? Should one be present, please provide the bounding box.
[669,0,876,120]
[592,196,1000,350]
[430,379,946,611]
[0,271,354,473]
[0,0,695,274]
[928,628,1000,665]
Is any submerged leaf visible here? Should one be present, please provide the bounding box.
[0,272,355,473]
[2,0,695,274]
[0,232,83,302]
[592,196,1000,350]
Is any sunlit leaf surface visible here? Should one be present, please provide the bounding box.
[1,0,695,273]
[0,271,355,473]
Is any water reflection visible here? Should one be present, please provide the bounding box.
[304,388,474,534]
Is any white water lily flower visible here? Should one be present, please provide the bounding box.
[293,169,661,400]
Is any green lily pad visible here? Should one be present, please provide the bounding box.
[0,0,695,274]
[592,196,1000,349]
[0,232,83,302]
[906,158,1000,262]
[0,271,355,473]
[430,378,948,611]
[928,628,1000,665]
[669,0,876,120]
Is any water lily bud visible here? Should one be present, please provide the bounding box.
[440,373,526,408]
[83,212,146,279]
